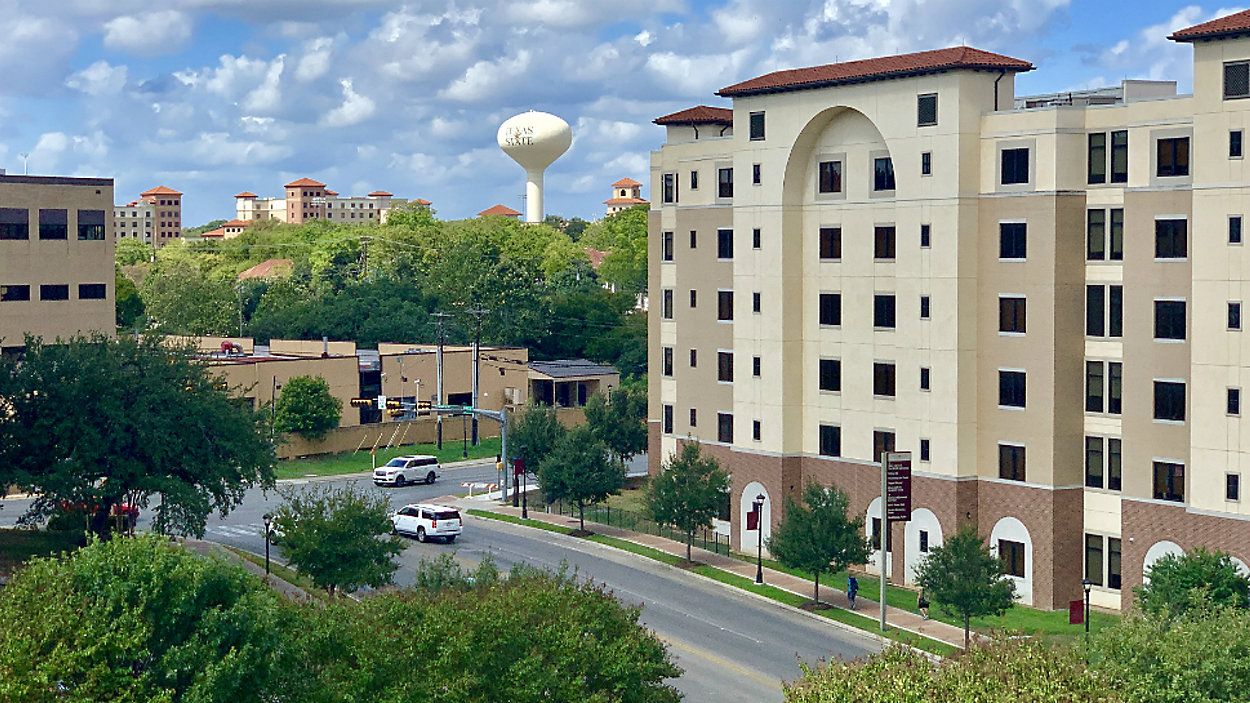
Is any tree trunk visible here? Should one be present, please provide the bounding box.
[578,503,585,532]
[686,529,692,562]
[814,573,820,604]
[963,613,970,649]
[89,502,114,539]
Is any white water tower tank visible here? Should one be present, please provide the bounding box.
[497,111,572,223]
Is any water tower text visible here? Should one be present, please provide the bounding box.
[502,125,536,146]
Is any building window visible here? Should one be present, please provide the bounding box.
[920,439,930,461]
[1228,474,1241,502]
[1230,388,1241,416]
[870,518,893,551]
[999,370,1025,408]
[751,228,762,249]
[1108,538,1122,589]
[662,347,673,377]
[1153,461,1185,502]
[1155,219,1187,259]
[1085,534,1104,586]
[920,367,930,391]
[819,424,841,457]
[920,224,931,248]
[77,210,106,240]
[873,157,896,192]
[661,231,673,261]
[819,359,841,392]
[872,431,896,462]
[0,284,30,302]
[718,167,733,198]
[752,164,761,185]
[920,295,930,320]
[873,362,896,398]
[662,290,673,319]
[874,226,896,260]
[999,297,1026,334]
[690,170,699,190]
[753,420,762,441]
[917,93,937,126]
[689,349,697,367]
[919,530,930,553]
[999,540,1026,577]
[819,227,841,259]
[689,230,697,248]
[1153,300,1186,341]
[749,111,765,140]
[0,208,29,240]
[1107,438,1122,491]
[753,356,761,377]
[1088,209,1113,260]
[662,173,677,203]
[689,408,697,427]
[717,352,733,383]
[717,228,733,259]
[1230,302,1242,330]
[717,291,733,321]
[999,222,1027,259]
[1233,130,1245,158]
[1086,285,1123,338]
[1232,216,1243,244]
[1153,381,1186,422]
[1085,436,1105,488]
[752,292,761,313]
[1225,60,1250,99]
[818,160,843,194]
[39,284,69,301]
[1110,130,1128,183]
[1156,137,1190,177]
[921,152,934,177]
[663,405,673,434]
[1088,133,1106,184]
[1001,148,1029,185]
[78,283,106,300]
[717,413,733,443]
[873,294,896,328]
[689,290,697,308]
[38,209,67,240]
[819,293,841,326]
[1086,361,1104,413]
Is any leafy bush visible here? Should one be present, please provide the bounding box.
[274,375,342,441]
[1135,548,1250,616]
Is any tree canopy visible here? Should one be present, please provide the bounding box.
[646,443,730,561]
[585,386,648,468]
[767,484,870,604]
[274,375,343,441]
[507,404,567,471]
[913,524,1016,648]
[536,424,623,531]
[1136,548,1250,617]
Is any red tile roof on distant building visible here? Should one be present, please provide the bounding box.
[717,46,1033,97]
[368,190,394,197]
[604,197,648,206]
[224,219,249,228]
[479,204,522,217]
[284,177,326,188]
[653,105,734,126]
[1170,9,1250,42]
[415,198,433,206]
[612,177,642,188]
[141,185,182,196]
[237,258,294,280]
[324,189,339,196]
[584,247,607,269]
[234,191,258,198]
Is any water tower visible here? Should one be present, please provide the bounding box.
[497,111,572,223]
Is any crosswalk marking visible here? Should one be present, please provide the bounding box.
[208,523,262,537]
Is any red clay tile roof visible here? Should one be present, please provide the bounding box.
[603,197,648,206]
[237,258,294,280]
[584,247,607,269]
[1170,9,1250,41]
[479,204,522,217]
[718,46,1033,97]
[284,177,326,188]
[234,191,258,198]
[415,198,433,206]
[224,219,249,228]
[368,190,394,197]
[612,177,642,188]
[201,228,225,238]
[141,185,182,196]
[654,105,734,126]
[324,189,339,196]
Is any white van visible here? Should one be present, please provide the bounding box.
[373,455,440,487]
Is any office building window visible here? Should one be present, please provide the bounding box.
[718,167,734,198]
[920,223,931,248]
[1232,216,1244,244]
[752,228,761,249]
[1001,148,1029,185]
[717,228,734,259]
[917,93,937,126]
[1086,362,1104,412]
[819,424,841,457]
[1108,438,1122,491]
[752,292,761,313]
[1088,133,1107,184]
[749,111,765,140]
[0,284,30,301]
[752,163,761,185]
[999,540,1026,577]
[920,438,930,461]
[663,405,673,434]
[78,283,106,300]
[999,297,1026,334]
[1085,534,1104,586]
[753,420,761,441]
[1230,388,1241,416]
[1154,381,1186,422]
[77,210,106,240]
[662,347,673,377]
[689,408,697,427]
[1155,219,1187,258]
[717,352,733,383]
[689,349,697,367]
[717,412,733,443]
[39,284,69,301]
[690,170,699,190]
[1154,300,1186,341]
[1087,209,1107,260]
[920,295,930,320]
[919,530,930,553]
[1109,362,1122,414]
[1229,474,1241,502]
[1110,130,1128,182]
[1108,538,1122,589]
[819,359,841,392]
[873,157,896,191]
[689,230,697,248]
[874,225,896,260]
[873,294,896,328]
[819,227,841,259]
[1225,60,1250,99]
[662,173,677,203]
[818,160,843,194]
[872,430,896,462]
[1085,436,1105,488]
[1233,130,1245,158]
[819,293,841,326]
[1156,137,1190,177]
[689,289,697,308]
[873,362,896,398]
[1088,131,1128,184]
[998,444,1026,481]
[998,370,1026,408]
[661,290,673,319]
[999,222,1027,259]
[717,291,734,321]
[920,367,930,391]
[753,356,761,377]
[0,208,29,240]
[38,209,67,240]
[1153,461,1185,502]
[921,151,932,176]
[1230,302,1242,330]
[661,231,673,261]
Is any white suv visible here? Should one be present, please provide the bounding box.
[391,504,462,543]
[373,455,440,487]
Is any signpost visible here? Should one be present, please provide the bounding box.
[879,451,912,631]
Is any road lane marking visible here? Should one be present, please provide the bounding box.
[661,635,780,690]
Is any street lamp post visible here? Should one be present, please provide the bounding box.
[521,459,529,519]
[262,513,273,578]
[754,494,766,584]
[1081,578,1093,653]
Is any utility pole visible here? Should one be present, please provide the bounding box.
[465,307,489,447]
[432,312,452,449]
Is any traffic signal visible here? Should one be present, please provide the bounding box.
[349,397,373,408]
[417,400,432,410]
[385,399,402,410]
[387,408,405,417]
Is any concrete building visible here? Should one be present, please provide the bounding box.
[201,219,251,240]
[1,174,115,353]
[234,179,409,225]
[114,185,182,247]
[648,10,1250,611]
[529,359,620,407]
[604,177,648,215]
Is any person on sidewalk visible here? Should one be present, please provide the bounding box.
[918,589,930,620]
[847,575,859,610]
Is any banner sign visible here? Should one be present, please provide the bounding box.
[885,452,912,522]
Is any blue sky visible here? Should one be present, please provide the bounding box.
[0,1,1240,224]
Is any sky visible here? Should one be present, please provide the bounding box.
[0,0,1243,225]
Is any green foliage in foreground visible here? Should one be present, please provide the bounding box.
[1135,548,1250,617]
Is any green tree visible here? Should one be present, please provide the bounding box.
[140,258,235,334]
[582,205,647,295]
[114,268,145,330]
[0,334,274,536]
[584,386,648,470]
[274,375,342,441]
[768,484,871,604]
[0,535,299,703]
[536,424,623,531]
[114,236,153,265]
[1135,548,1250,617]
[914,524,1016,648]
[646,443,730,562]
[508,404,567,471]
[272,484,403,596]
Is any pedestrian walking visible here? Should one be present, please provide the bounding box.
[847,575,859,610]
[918,589,930,620]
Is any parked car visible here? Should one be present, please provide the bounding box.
[373,455,440,487]
[390,503,462,543]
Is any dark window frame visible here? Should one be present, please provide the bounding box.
[817,160,843,194]
[1001,147,1030,185]
[1155,219,1187,259]
[819,227,842,260]
[1153,299,1186,341]
[873,157,896,192]
[1156,137,1190,177]
[818,358,841,392]
[1153,380,1186,422]
[819,293,842,326]
[917,93,938,127]
[873,294,896,329]
[717,167,734,198]
[999,222,1027,259]
[749,111,765,141]
[819,424,841,457]
[873,362,896,398]
[999,296,1026,334]
[998,370,1026,408]
[999,443,1026,481]
[999,539,1026,578]
[1153,461,1185,502]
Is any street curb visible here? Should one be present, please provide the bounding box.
[464,510,946,659]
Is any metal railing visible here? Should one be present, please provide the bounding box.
[547,500,730,556]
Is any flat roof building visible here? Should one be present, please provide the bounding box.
[114,185,182,247]
[234,179,415,226]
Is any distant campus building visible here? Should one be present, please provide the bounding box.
[114,185,182,247]
[649,9,1250,611]
[234,177,424,227]
[604,177,647,215]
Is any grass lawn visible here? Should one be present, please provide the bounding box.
[276,436,503,480]
[223,545,325,598]
[0,528,85,578]
[604,483,650,513]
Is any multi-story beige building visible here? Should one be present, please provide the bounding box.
[1,174,115,353]
[114,185,183,247]
[604,177,648,215]
[234,179,408,225]
[649,9,1250,611]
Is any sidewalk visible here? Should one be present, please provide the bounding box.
[480,500,971,650]
[182,538,311,601]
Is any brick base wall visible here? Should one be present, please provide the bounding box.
[1121,499,1250,605]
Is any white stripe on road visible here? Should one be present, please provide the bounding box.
[207,524,262,537]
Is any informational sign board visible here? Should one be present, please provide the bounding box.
[885,452,912,522]
[1069,599,1085,625]
[746,507,760,531]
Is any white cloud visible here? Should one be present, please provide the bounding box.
[186,132,293,166]
[440,50,532,102]
[103,10,192,55]
[66,60,128,96]
[295,37,334,82]
[1095,5,1245,89]
[322,78,376,127]
[242,55,285,113]
[634,30,655,47]
[28,130,110,175]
